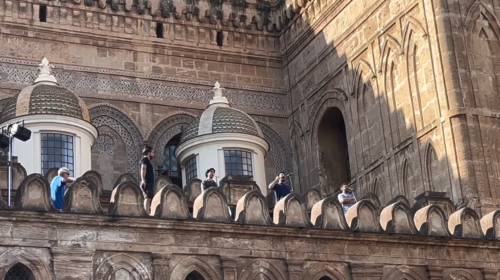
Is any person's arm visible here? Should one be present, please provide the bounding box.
[62,177,74,184]
[268,177,279,190]
[140,163,147,187]
[338,195,357,204]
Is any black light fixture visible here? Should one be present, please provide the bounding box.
[9,123,31,142]
[0,134,8,149]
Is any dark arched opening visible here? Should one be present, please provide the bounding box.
[319,277,333,280]
[162,133,182,187]
[185,271,205,280]
[5,263,36,280]
[318,107,351,194]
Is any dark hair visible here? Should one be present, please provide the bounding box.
[142,145,153,156]
[277,171,285,176]
[205,168,215,177]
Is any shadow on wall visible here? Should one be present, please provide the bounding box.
[282,0,492,211]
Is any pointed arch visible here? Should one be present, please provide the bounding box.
[385,265,425,280]
[146,113,196,167]
[402,16,428,49]
[401,157,414,200]
[89,104,144,177]
[444,269,476,280]
[0,247,53,280]
[170,257,220,280]
[465,1,500,109]
[302,263,350,280]
[239,259,286,280]
[379,34,402,72]
[94,252,152,280]
[257,122,292,175]
[380,34,405,146]
[425,142,438,192]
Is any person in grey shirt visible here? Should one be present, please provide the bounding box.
[337,184,356,214]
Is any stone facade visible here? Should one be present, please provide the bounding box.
[0,170,498,280]
[0,0,499,278]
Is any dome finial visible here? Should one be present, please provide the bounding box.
[34,57,58,85]
[209,81,229,106]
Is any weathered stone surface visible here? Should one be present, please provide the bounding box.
[303,188,322,211]
[113,173,137,189]
[151,184,190,220]
[63,177,103,214]
[414,205,451,237]
[235,190,272,225]
[109,181,147,217]
[43,167,59,184]
[154,175,172,195]
[13,174,54,212]
[184,178,202,203]
[480,210,500,240]
[273,193,311,227]
[81,170,104,195]
[345,200,381,232]
[380,202,418,234]
[192,188,232,222]
[310,196,348,230]
[448,207,483,238]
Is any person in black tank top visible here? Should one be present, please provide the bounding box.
[140,145,155,214]
[202,168,218,192]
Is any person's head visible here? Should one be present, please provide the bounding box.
[58,167,70,179]
[142,145,154,159]
[341,183,352,193]
[278,172,286,183]
[205,168,215,179]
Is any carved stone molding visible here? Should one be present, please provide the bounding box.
[89,105,143,176]
[0,58,287,116]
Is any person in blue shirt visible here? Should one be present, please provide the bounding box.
[268,172,292,202]
[50,167,74,210]
[337,183,357,214]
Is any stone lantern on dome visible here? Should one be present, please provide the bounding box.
[0,58,98,177]
[175,82,269,195]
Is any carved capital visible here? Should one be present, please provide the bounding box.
[428,266,444,280]
[152,253,171,280]
[287,260,304,280]
[350,263,383,280]
[221,257,238,280]
[483,268,499,280]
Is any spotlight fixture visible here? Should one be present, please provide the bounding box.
[9,123,31,142]
[0,134,8,149]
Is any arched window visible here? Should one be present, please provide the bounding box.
[163,134,182,186]
[318,107,351,193]
[319,277,333,280]
[5,263,36,280]
[185,271,205,280]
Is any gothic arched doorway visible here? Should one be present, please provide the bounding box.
[5,263,36,280]
[162,134,182,187]
[185,271,205,280]
[317,107,351,193]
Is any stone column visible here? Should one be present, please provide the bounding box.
[428,266,443,280]
[152,253,171,280]
[350,263,383,280]
[287,260,304,280]
[52,247,94,280]
[483,268,499,280]
[221,257,237,280]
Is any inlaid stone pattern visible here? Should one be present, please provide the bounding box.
[89,105,143,178]
[0,60,286,115]
[92,133,118,156]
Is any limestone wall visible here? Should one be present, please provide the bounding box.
[0,171,499,279]
[282,0,500,214]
